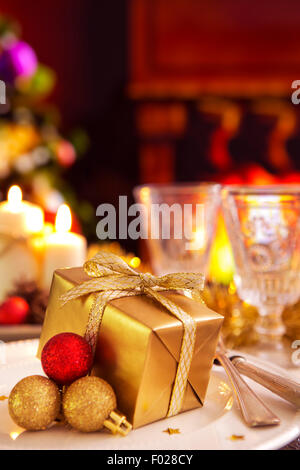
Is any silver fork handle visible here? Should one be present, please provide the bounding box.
[216,351,280,427]
[232,356,300,408]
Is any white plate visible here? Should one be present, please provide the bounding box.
[0,340,299,450]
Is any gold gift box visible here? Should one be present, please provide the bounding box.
[38,267,223,428]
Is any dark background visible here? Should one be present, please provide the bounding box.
[0,0,137,213]
[2,0,300,251]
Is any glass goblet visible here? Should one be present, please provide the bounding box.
[222,185,300,349]
[133,183,221,276]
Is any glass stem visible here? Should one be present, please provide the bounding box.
[255,305,286,340]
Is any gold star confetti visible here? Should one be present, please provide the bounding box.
[0,396,8,401]
[229,435,245,441]
[163,428,181,435]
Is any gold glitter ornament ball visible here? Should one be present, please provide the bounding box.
[63,376,117,433]
[8,375,61,431]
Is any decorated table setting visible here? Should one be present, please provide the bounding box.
[0,182,299,451]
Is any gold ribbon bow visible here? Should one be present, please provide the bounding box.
[60,251,205,417]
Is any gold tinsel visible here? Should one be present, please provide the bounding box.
[202,282,259,348]
[63,376,116,433]
[203,282,300,348]
[8,375,61,431]
[283,302,300,341]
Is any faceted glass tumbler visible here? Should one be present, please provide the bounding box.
[133,183,221,276]
[222,185,300,342]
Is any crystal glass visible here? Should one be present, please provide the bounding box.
[222,185,300,344]
[133,183,221,276]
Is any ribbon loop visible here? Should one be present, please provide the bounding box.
[60,252,205,417]
[84,251,137,278]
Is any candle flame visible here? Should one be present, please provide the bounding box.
[193,227,205,249]
[8,185,22,206]
[140,187,150,203]
[55,204,72,233]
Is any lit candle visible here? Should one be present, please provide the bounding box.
[0,186,44,237]
[0,186,45,301]
[42,204,87,290]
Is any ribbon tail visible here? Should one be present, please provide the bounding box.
[84,293,107,353]
[84,289,138,353]
[190,289,205,304]
[144,288,197,417]
[167,316,197,417]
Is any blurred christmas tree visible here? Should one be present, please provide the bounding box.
[0,15,92,233]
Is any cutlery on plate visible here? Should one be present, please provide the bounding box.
[230,355,300,408]
[217,336,300,408]
[216,340,281,427]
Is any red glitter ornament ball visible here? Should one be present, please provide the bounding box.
[41,333,93,386]
[0,297,29,325]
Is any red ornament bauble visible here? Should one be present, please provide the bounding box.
[0,297,29,325]
[41,333,93,386]
[56,140,76,167]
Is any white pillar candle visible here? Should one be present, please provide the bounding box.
[0,186,44,237]
[0,186,45,301]
[42,204,87,291]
